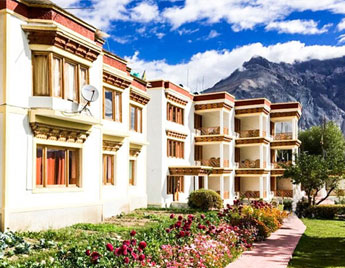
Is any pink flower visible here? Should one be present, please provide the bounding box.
[114,248,121,256]
[130,230,136,236]
[124,257,130,264]
[139,241,147,250]
[106,243,114,252]
[131,251,138,259]
[200,214,205,219]
[139,254,146,261]
[123,240,130,246]
[90,251,101,264]
[131,239,137,246]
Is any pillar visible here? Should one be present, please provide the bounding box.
[204,176,208,189]
[220,175,224,199]
[259,176,264,198]
[219,110,224,134]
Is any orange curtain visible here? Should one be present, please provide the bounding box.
[36,149,43,185]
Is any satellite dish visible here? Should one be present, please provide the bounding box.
[81,85,99,102]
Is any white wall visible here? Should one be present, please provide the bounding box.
[0,13,4,105]
[241,116,260,130]
[241,177,260,191]
[240,146,260,161]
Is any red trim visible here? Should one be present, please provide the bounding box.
[132,79,147,92]
[103,54,127,72]
[271,103,301,110]
[164,82,193,100]
[3,0,95,41]
[194,92,234,102]
[235,99,271,107]
[150,80,164,88]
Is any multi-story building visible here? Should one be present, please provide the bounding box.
[0,0,150,231]
[147,82,302,208]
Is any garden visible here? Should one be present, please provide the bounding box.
[0,191,288,268]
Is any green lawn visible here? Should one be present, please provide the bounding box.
[289,219,345,268]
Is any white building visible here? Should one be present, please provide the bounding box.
[147,82,302,208]
[0,0,150,231]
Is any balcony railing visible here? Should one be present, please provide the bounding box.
[273,190,293,198]
[198,158,230,167]
[237,130,266,138]
[238,159,266,168]
[237,191,260,199]
[272,161,292,169]
[195,127,229,136]
[274,132,293,140]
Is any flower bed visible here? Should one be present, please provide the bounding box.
[0,201,287,268]
[65,201,286,267]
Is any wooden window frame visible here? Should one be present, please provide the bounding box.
[103,88,122,122]
[167,139,184,159]
[129,105,143,133]
[167,176,184,194]
[36,145,80,188]
[32,52,89,103]
[103,154,115,185]
[167,102,184,125]
[129,159,136,186]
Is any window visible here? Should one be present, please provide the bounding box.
[167,103,184,125]
[36,145,80,187]
[129,159,136,185]
[130,105,142,133]
[103,154,114,185]
[276,150,292,162]
[104,88,122,122]
[167,176,184,194]
[275,122,292,134]
[167,139,184,158]
[194,145,203,161]
[32,52,89,103]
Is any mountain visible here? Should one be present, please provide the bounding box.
[205,56,345,133]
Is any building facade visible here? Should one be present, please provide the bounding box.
[147,82,303,208]
[0,0,150,231]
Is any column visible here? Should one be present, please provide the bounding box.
[259,176,264,198]
[219,110,224,135]
[292,118,297,139]
[259,145,264,168]
[259,114,263,137]
[194,176,199,190]
[204,176,208,189]
[220,175,224,199]
[220,143,224,167]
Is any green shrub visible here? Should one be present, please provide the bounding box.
[187,189,223,211]
[283,200,293,211]
[296,199,310,217]
[303,205,345,219]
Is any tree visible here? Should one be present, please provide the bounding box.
[289,121,345,205]
[283,152,328,205]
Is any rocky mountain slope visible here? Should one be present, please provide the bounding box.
[205,56,345,133]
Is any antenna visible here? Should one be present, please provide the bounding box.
[79,85,99,115]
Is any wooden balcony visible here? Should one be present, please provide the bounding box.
[199,158,230,168]
[238,159,266,169]
[273,190,293,198]
[237,191,260,199]
[195,127,229,136]
[274,132,293,140]
[272,161,292,169]
[237,129,266,138]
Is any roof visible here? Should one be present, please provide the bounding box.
[22,0,55,6]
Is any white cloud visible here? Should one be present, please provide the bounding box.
[162,0,345,31]
[337,34,345,44]
[177,28,199,35]
[125,41,345,91]
[265,20,332,34]
[206,30,220,39]
[129,2,159,23]
[337,18,345,31]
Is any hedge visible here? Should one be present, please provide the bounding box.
[303,205,345,219]
[188,189,223,211]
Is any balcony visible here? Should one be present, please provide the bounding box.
[273,190,293,198]
[236,191,260,199]
[272,161,292,169]
[237,129,266,138]
[274,132,293,140]
[196,158,230,168]
[237,159,266,169]
[195,127,229,136]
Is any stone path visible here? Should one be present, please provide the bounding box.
[226,214,306,268]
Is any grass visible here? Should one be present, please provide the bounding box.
[289,219,345,268]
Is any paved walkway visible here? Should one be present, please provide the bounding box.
[226,214,306,268]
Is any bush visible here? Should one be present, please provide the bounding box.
[296,199,310,217]
[283,200,293,211]
[303,205,345,219]
[188,189,223,211]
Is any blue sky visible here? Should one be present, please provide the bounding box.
[54,0,345,90]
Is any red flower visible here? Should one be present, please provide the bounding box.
[90,252,101,264]
[179,231,185,237]
[130,230,136,236]
[123,249,128,256]
[166,228,171,233]
[200,214,205,219]
[170,214,175,219]
[106,243,114,252]
[139,254,146,261]
[123,240,130,246]
[139,241,147,250]
[131,239,137,246]
[124,257,130,264]
[175,221,182,228]
[131,251,138,260]
[85,250,91,256]
[114,247,121,256]
[178,215,183,221]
